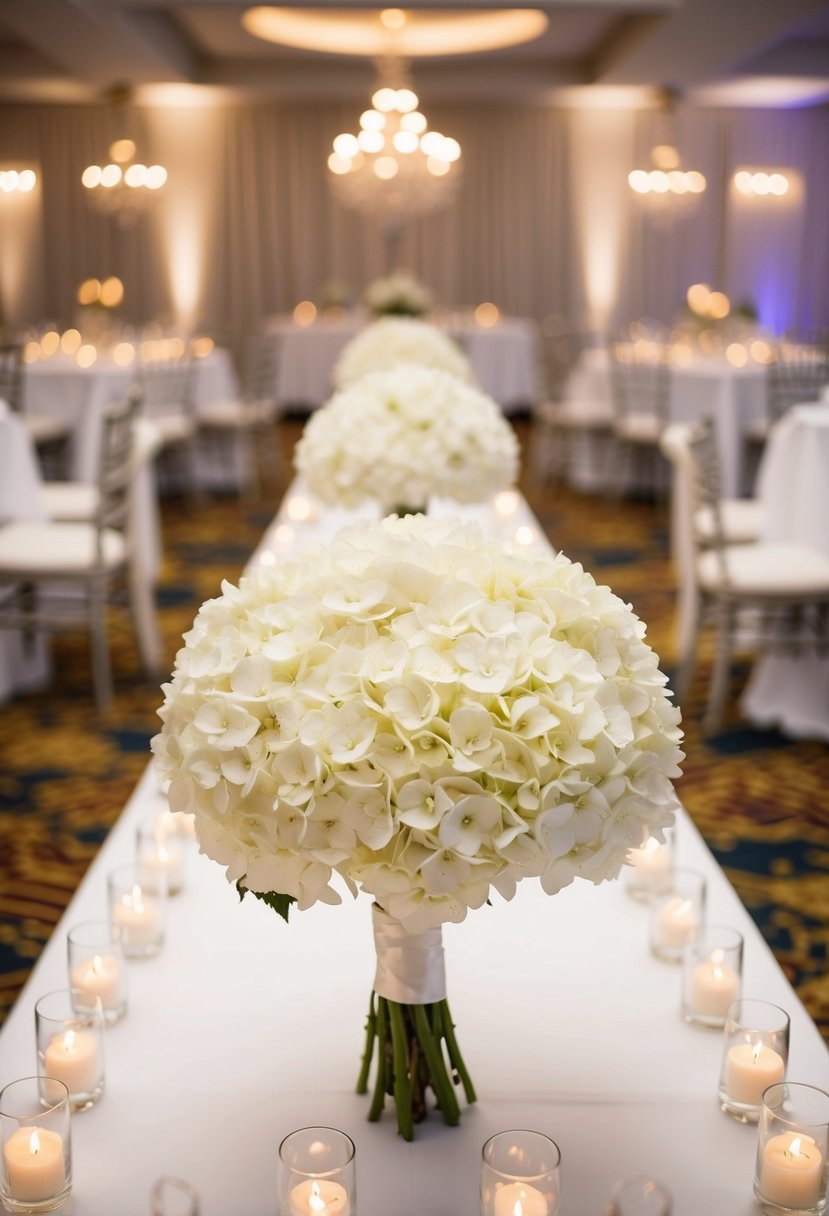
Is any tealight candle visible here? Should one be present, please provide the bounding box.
[289,1178,350,1216]
[69,952,121,1010]
[3,1127,66,1203]
[649,868,705,962]
[494,1181,549,1216]
[110,879,164,957]
[43,1027,101,1098]
[137,818,185,895]
[625,835,672,900]
[690,955,739,1016]
[725,1041,785,1107]
[654,896,698,948]
[758,1133,823,1209]
[682,929,744,1026]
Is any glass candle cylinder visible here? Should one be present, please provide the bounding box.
[625,832,674,902]
[149,1175,201,1216]
[606,1176,673,1215]
[681,926,743,1028]
[136,815,186,896]
[649,868,706,963]
[107,863,166,958]
[754,1083,829,1214]
[719,1000,790,1123]
[34,990,105,1112]
[480,1129,561,1216]
[66,921,127,1025]
[0,1077,72,1213]
[278,1127,356,1216]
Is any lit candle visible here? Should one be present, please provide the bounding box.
[689,949,740,1017]
[654,896,698,949]
[3,1128,66,1202]
[111,884,162,948]
[627,836,672,896]
[726,1041,786,1106]
[290,1178,350,1216]
[141,835,185,895]
[43,1026,101,1097]
[493,1181,550,1216]
[759,1133,823,1209]
[70,952,121,1011]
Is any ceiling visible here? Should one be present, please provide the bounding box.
[1,0,829,109]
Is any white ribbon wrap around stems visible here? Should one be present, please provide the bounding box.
[371,904,447,1005]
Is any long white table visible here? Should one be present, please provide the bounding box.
[1,490,827,1216]
[269,313,542,415]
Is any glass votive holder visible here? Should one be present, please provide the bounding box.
[480,1129,561,1216]
[719,1000,790,1123]
[67,921,127,1025]
[34,989,105,1113]
[606,1175,673,1215]
[648,867,706,963]
[0,1077,72,1213]
[149,1175,200,1216]
[681,925,743,1028]
[136,815,186,895]
[107,863,167,958]
[277,1126,356,1216]
[625,831,674,902]
[754,1083,829,1214]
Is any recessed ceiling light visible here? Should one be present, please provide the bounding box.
[241,7,549,57]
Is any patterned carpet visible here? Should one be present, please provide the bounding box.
[1,417,827,1040]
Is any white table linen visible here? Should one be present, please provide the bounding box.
[564,349,767,498]
[23,349,239,483]
[1,488,826,1214]
[269,313,542,414]
[740,402,829,739]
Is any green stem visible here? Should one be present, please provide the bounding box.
[367,998,388,1122]
[413,1004,460,1126]
[356,991,377,1095]
[438,999,477,1105]
[388,1001,414,1141]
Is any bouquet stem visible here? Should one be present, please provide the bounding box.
[356,990,476,1141]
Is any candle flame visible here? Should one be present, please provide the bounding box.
[308,1181,326,1214]
[513,1201,523,1216]
[643,836,660,856]
[63,1028,76,1052]
[786,1137,804,1160]
[129,883,144,911]
[92,953,104,974]
[710,948,725,966]
[676,899,692,917]
[751,1042,762,1064]
[29,1130,41,1157]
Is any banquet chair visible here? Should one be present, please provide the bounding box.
[138,347,200,497]
[660,418,829,734]
[0,391,162,712]
[609,338,671,496]
[0,342,72,475]
[197,331,283,498]
[532,320,614,485]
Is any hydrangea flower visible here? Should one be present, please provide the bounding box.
[333,317,472,388]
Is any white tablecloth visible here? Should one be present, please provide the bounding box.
[270,313,541,414]
[23,349,239,482]
[1,490,826,1215]
[564,349,767,498]
[740,402,829,739]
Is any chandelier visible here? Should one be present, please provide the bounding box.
[327,58,461,224]
[628,88,706,219]
[81,90,167,228]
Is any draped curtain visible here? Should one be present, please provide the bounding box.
[0,99,827,342]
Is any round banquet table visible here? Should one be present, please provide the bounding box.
[740,401,829,740]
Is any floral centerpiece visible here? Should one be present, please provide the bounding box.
[333,317,472,389]
[293,364,519,514]
[363,269,435,318]
[153,514,684,1140]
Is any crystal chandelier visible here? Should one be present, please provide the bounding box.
[327,58,461,225]
[81,90,167,228]
[628,88,706,220]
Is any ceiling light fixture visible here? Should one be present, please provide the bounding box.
[628,88,706,219]
[81,88,167,228]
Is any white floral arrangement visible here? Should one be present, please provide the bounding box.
[153,514,683,1137]
[363,269,435,318]
[294,364,518,512]
[333,317,472,389]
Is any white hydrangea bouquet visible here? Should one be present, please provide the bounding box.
[153,514,683,1140]
[363,269,435,318]
[333,317,472,389]
[294,364,519,514]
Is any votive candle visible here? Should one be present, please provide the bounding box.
[3,1127,66,1203]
